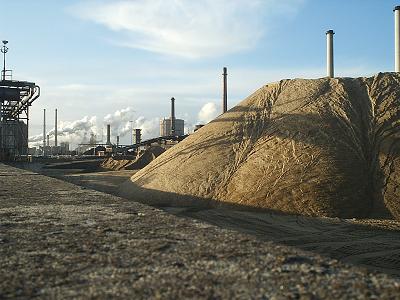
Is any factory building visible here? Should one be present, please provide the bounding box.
[160,118,184,137]
[160,97,185,137]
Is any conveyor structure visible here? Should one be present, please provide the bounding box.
[0,79,40,160]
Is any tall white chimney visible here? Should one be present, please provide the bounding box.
[43,109,46,150]
[326,30,335,78]
[395,6,400,72]
[54,109,58,147]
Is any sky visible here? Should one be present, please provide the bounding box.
[1,0,399,147]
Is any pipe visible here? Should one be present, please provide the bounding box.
[54,109,58,147]
[223,67,228,113]
[171,97,175,136]
[106,124,111,145]
[395,6,400,72]
[326,30,334,78]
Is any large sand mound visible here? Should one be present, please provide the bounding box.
[119,73,400,219]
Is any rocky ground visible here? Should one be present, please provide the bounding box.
[28,161,400,278]
[1,163,400,299]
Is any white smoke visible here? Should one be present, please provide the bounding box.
[198,102,218,124]
[103,107,134,128]
[134,116,159,139]
[28,107,172,148]
[102,107,160,140]
[29,115,97,147]
[103,107,135,137]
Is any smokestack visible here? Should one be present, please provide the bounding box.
[326,30,335,78]
[43,109,46,150]
[54,109,58,147]
[116,136,120,147]
[106,124,111,145]
[395,6,400,72]
[46,134,49,147]
[134,129,142,144]
[170,97,175,136]
[223,67,228,113]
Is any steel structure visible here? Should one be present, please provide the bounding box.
[0,79,40,160]
[78,134,188,156]
[0,41,40,160]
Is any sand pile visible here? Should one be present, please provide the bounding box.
[101,146,165,171]
[119,73,400,219]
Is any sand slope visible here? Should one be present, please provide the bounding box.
[101,146,165,170]
[120,73,400,219]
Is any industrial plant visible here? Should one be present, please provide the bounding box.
[3,3,400,300]
[159,97,185,136]
[0,37,229,161]
[1,1,399,163]
[0,40,40,161]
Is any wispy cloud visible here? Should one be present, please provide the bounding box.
[72,0,305,58]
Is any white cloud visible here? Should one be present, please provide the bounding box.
[72,0,305,58]
[198,102,218,124]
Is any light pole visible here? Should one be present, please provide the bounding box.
[1,40,9,81]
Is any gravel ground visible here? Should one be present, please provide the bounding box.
[1,163,400,299]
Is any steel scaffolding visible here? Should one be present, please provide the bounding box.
[0,78,40,160]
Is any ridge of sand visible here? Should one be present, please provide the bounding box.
[101,146,165,171]
[119,73,400,219]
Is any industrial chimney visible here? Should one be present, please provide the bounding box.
[134,129,142,144]
[43,109,46,150]
[326,30,335,78]
[170,97,175,136]
[222,67,228,113]
[106,124,111,145]
[395,6,400,72]
[54,109,58,147]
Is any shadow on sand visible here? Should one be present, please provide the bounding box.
[119,182,400,278]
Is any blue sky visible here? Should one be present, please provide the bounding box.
[1,0,399,146]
